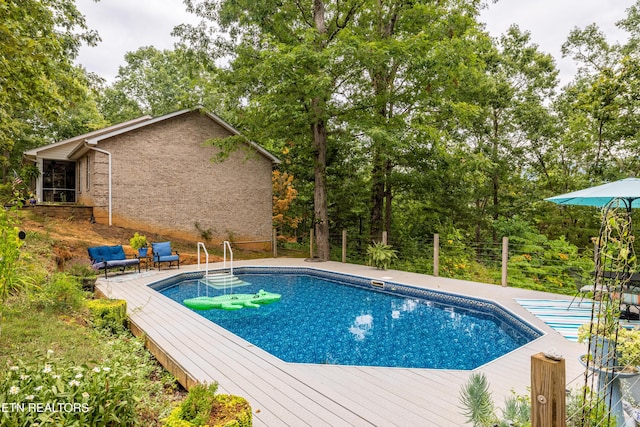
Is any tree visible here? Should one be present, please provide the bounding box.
[0,0,99,180]
[99,46,220,120]
[344,0,487,240]
[272,171,301,238]
[179,0,368,260]
[560,16,640,181]
[463,26,558,243]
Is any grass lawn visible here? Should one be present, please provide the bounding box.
[0,209,186,426]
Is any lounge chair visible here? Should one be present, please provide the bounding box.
[568,268,604,309]
[151,241,180,270]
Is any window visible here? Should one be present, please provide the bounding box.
[42,160,76,202]
[86,156,90,191]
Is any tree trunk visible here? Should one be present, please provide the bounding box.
[384,159,392,238]
[368,6,399,244]
[312,99,330,260]
[310,0,330,260]
[370,147,385,241]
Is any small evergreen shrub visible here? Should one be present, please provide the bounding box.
[86,299,127,333]
[180,383,218,426]
[163,382,252,427]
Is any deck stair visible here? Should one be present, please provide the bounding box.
[198,272,250,290]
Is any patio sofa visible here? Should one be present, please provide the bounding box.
[88,245,140,278]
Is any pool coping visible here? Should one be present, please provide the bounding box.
[96,258,586,426]
[152,265,545,363]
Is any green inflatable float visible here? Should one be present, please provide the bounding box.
[183,289,281,311]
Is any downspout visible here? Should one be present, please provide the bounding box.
[84,144,112,226]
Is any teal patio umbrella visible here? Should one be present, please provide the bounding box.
[545,177,640,211]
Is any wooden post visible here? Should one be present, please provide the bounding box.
[342,229,347,263]
[502,236,509,287]
[272,228,277,258]
[531,352,566,427]
[310,228,314,259]
[433,234,439,277]
[382,231,387,245]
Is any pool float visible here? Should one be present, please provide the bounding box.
[183,289,281,310]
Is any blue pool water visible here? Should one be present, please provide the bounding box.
[159,270,538,369]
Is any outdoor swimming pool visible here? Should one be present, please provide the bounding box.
[154,267,541,369]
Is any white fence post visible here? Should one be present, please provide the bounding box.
[272,228,277,258]
[433,233,439,277]
[502,236,509,287]
[342,229,347,263]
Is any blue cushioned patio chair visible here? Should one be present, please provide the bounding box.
[151,241,180,270]
[87,245,140,278]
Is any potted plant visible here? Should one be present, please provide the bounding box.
[366,241,398,270]
[129,232,148,257]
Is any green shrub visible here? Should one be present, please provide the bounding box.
[566,387,616,427]
[163,384,253,427]
[34,272,85,312]
[458,372,530,427]
[180,383,218,426]
[87,299,127,334]
[366,242,398,270]
[214,394,252,427]
[0,349,138,426]
[66,262,97,279]
[0,207,25,301]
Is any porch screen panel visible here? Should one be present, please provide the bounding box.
[42,160,76,202]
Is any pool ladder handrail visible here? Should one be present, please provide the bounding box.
[197,241,234,277]
[197,242,209,277]
[223,241,233,276]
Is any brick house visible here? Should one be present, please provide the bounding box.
[23,109,280,248]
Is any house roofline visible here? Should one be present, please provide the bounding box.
[26,108,281,165]
[23,115,153,160]
[85,108,281,164]
[84,109,193,145]
[204,111,281,165]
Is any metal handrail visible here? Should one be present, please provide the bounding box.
[197,242,209,277]
[223,241,233,276]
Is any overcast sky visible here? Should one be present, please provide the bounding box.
[75,0,635,86]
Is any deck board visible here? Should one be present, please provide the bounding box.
[97,259,587,426]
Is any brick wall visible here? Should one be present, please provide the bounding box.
[26,205,93,221]
[85,111,274,245]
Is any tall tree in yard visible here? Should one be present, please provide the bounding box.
[558,4,640,182]
[464,26,557,243]
[0,0,99,180]
[179,0,366,260]
[345,0,486,240]
[98,46,220,121]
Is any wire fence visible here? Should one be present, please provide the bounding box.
[276,229,596,296]
[275,229,640,425]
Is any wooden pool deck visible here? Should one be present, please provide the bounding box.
[96,258,586,426]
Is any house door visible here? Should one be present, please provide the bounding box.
[42,160,76,202]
